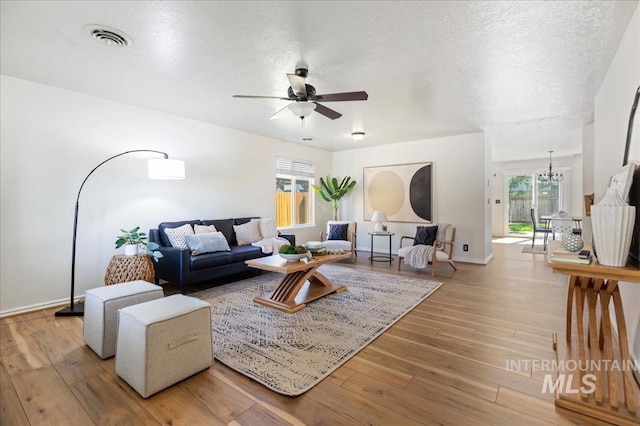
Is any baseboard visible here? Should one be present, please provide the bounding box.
[356,247,493,265]
[451,253,494,265]
[0,297,82,319]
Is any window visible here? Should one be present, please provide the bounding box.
[275,157,315,228]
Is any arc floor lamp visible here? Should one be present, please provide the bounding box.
[55,150,185,317]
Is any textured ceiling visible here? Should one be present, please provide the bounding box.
[1,1,637,160]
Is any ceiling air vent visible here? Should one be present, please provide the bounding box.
[85,25,132,47]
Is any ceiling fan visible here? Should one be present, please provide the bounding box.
[233,68,368,121]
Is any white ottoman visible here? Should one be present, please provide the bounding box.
[115,294,213,398]
[83,280,164,359]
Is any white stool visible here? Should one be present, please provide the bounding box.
[83,280,163,359]
[115,294,213,398]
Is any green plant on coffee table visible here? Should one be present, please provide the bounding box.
[278,244,308,255]
[115,226,163,262]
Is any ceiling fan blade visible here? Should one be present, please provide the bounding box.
[233,95,290,100]
[314,91,368,102]
[269,105,292,120]
[287,74,307,97]
[313,103,342,120]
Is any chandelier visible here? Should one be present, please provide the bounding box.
[538,150,564,182]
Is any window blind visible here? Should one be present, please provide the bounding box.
[276,157,315,177]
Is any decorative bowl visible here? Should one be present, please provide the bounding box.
[305,241,324,250]
[279,252,309,262]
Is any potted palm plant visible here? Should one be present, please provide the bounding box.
[115,226,163,262]
[312,175,357,220]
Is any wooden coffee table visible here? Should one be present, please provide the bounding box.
[246,252,350,313]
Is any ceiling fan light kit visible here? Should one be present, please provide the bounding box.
[233,67,368,122]
[289,102,316,118]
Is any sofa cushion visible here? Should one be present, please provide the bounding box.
[230,245,264,263]
[258,217,279,238]
[234,217,259,225]
[202,219,235,246]
[190,251,232,271]
[234,220,262,246]
[414,225,438,246]
[328,223,349,241]
[194,224,217,234]
[164,224,195,249]
[185,232,231,255]
[158,220,201,247]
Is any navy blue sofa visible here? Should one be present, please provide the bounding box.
[149,217,295,293]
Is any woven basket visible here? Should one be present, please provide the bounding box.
[104,254,155,285]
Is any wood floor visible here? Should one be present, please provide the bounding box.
[0,241,621,425]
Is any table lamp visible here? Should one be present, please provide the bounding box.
[371,211,388,232]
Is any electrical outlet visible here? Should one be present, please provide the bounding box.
[463,244,469,251]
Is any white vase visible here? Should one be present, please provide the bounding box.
[124,244,138,256]
[591,187,635,267]
[563,234,584,252]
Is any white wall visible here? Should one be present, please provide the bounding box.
[593,3,640,370]
[582,123,594,243]
[483,133,493,258]
[0,75,333,314]
[491,154,584,237]
[333,132,491,264]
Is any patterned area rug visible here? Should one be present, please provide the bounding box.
[522,244,548,254]
[193,264,442,396]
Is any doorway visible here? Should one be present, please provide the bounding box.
[507,173,561,236]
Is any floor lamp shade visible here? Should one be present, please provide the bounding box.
[148,159,185,179]
[55,150,185,317]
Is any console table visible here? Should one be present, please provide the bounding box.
[548,243,639,424]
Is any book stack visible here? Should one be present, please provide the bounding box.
[550,248,592,264]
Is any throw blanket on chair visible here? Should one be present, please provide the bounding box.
[435,223,450,250]
[404,244,434,269]
[252,237,291,254]
[403,223,450,268]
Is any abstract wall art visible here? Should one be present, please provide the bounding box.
[363,162,432,223]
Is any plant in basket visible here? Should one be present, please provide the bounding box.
[115,226,163,262]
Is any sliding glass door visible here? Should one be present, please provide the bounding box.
[507,173,563,236]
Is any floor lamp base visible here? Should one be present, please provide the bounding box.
[55,303,84,317]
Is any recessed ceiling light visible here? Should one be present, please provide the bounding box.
[302,137,313,141]
[85,25,132,47]
[351,132,365,141]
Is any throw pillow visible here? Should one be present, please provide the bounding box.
[414,225,438,246]
[164,223,194,249]
[258,217,279,238]
[328,223,349,241]
[184,232,231,255]
[233,219,262,246]
[194,224,217,234]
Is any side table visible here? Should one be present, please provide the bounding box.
[548,242,639,424]
[104,254,155,285]
[369,232,394,263]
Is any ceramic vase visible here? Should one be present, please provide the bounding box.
[563,234,584,252]
[591,187,635,267]
[124,244,138,256]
